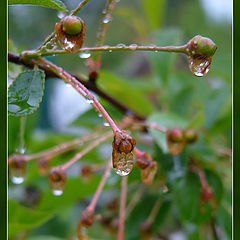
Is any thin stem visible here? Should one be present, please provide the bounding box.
[40,44,188,57]
[18,117,26,154]
[117,176,127,240]
[146,197,161,225]
[137,121,167,133]
[70,0,91,16]
[37,57,121,133]
[36,32,56,51]
[9,131,101,163]
[61,131,112,171]
[95,0,118,63]
[86,160,112,212]
[133,147,144,159]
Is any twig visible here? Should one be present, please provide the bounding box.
[37,57,121,133]
[38,44,188,57]
[117,176,127,240]
[8,52,145,120]
[61,131,112,171]
[139,122,167,133]
[8,131,101,163]
[70,0,92,16]
[86,160,112,212]
[35,32,56,51]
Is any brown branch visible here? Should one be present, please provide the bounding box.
[8,52,145,121]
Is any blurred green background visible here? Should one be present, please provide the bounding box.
[8,0,232,239]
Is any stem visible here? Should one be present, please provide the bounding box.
[133,147,144,159]
[146,197,161,225]
[117,176,127,240]
[137,121,167,133]
[18,117,26,154]
[38,57,121,133]
[70,0,91,16]
[61,131,112,171]
[210,219,219,240]
[9,131,101,163]
[40,44,188,57]
[36,32,56,51]
[95,0,118,63]
[86,160,112,212]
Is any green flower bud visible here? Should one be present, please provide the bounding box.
[62,16,82,35]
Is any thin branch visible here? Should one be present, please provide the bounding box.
[36,32,56,51]
[117,176,127,240]
[8,131,102,163]
[138,122,167,133]
[86,160,112,212]
[70,0,92,16]
[39,44,188,57]
[210,218,219,240]
[37,57,121,133]
[8,52,145,120]
[61,131,112,171]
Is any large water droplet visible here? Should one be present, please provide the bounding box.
[188,56,211,77]
[98,113,102,117]
[79,52,91,59]
[52,189,63,196]
[86,94,94,104]
[11,176,24,184]
[113,153,134,176]
[117,43,126,48]
[57,11,65,19]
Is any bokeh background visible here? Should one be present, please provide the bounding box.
[8,0,232,239]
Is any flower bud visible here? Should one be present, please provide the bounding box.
[55,15,85,53]
[38,157,50,176]
[135,152,151,170]
[185,129,198,144]
[9,158,26,184]
[80,209,95,227]
[201,186,213,201]
[80,164,92,182]
[49,167,66,196]
[166,127,185,155]
[187,35,217,57]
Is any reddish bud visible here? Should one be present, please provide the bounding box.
[201,186,213,201]
[166,128,185,155]
[38,157,50,176]
[49,167,66,196]
[185,129,198,144]
[9,158,26,184]
[80,209,95,227]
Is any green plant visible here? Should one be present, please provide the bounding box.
[8,0,231,240]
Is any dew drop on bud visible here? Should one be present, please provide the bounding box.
[113,152,134,176]
[79,52,91,59]
[49,167,66,196]
[10,159,26,185]
[188,55,212,77]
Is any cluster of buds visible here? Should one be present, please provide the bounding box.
[135,150,158,186]
[55,15,85,53]
[166,127,198,155]
[112,131,136,176]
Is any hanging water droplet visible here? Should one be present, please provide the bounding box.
[86,94,94,104]
[52,189,63,196]
[98,113,102,117]
[103,17,111,24]
[16,145,26,154]
[79,52,91,59]
[113,153,134,176]
[187,56,211,77]
[103,121,110,127]
[129,44,138,50]
[57,11,65,19]
[11,176,25,184]
[155,50,159,53]
[109,49,112,52]
[63,38,75,51]
[65,83,71,88]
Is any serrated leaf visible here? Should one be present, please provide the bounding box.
[8,0,68,12]
[8,68,45,116]
[148,112,188,153]
[9,200,54,238]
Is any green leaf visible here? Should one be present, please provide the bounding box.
[148,28,182,86]
[9,200,54,238]
[8,68,45,116]
[27,236,63,240]
[148,112,188,153]
[142,0,166,30]
[8,0,68,12]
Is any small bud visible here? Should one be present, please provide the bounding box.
[141,161,158,186]
[80,209,95,227]
[201,186,213,201]
[166,127,185,155]
[185,129,198,144]
[49,167,66,196]
[55,15,85,53]
[135,152,152,169]
[62,16,82,35]
[187,35,217,57]
[112,131,136,176]
[81,164,92,182]
[9,158,26,184]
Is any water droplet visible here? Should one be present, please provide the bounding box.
[79,52,91,59]
[98,113,102,117]
[187,56,211,77]
[63,38,75,51]
[52,189,63,196]
[155,50,159,53]
[117,43,126,48]
[109,49,112,52]
[103,121,110,127]
[129,44,138,50]
[65,83,71,88]
[11,176,24,184]
[57,11,65,19]
[113,153,134,176]
[103,17,111,24]
[102,9,107,14]
[86,94,94,104]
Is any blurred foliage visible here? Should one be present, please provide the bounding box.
[8,0,231,239]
